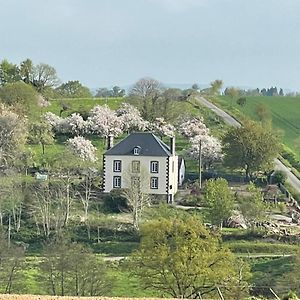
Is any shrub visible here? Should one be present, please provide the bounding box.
[272,170,287,184]
[103,189,129,213]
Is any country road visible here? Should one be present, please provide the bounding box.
[196,96,300,194]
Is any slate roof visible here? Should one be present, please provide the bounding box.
[105,132,172,156]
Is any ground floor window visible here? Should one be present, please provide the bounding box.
[113,176,121,188]
[150,177,158,189]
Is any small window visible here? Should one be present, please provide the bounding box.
[150,161,159,173]
[113,176,121,188]
[150,177,158,189]
[131,176,140,189]
[133,146,141,155]
[113,160,121,172]
[132,161,140,173]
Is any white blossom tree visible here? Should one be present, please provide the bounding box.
[65,113,87,136]
[87,105,123,138]
[43,112,63,131]
[188,134,223,168]
[116,103,148,133]
[0,104,28,167]
[150,117,175,139]
[66,136,98,162]
[178,117,209,139]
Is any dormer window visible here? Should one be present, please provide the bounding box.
[133,146,141,155]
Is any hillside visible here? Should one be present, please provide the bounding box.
[214,96,300,156]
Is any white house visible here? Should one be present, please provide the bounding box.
[103,132,181,203]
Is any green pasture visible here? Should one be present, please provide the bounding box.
[45,97,124,116]
[214,95,300,155]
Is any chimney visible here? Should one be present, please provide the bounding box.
[170,136,175,155]
[107,135,114,150]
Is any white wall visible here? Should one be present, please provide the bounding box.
[104,155,178,196]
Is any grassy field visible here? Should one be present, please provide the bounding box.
[213,95,300,156]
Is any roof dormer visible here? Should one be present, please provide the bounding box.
[133,146,141,155]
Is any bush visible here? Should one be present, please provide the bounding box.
[103,189,129,213]
[272,170,287,184]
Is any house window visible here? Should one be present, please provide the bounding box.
[150,177,158,189]
[131,176,140,189]
[113,160,121,172]
[113,176,121,188]
[150,161,159,173]
[133,146,141,155]
[132,161,140,173]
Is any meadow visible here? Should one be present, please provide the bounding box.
[213,95,300,156]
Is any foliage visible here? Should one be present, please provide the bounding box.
[276,251,300,297]
[0,81,38,117]
[0,59,21,84]
[56,80,92,98]
[96,86,125,98]
[204,178,235,228]
[128,216,239,298]
[222,120,281,179]
[237,183,267,227]
[0,234,25,294]
[210,79,223,95]
[103,189,129,213]
[272,170,287,184]
[28,120,54,155]
[40,239,112,296]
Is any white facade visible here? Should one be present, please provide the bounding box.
[103,154,178,201]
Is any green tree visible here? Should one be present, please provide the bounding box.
[0,81,38,117]
[32,63,60,92]
[204,178,235,228]
[29,121,54,155]
[128,216,238,298]
[224,87,239,99]
[222,120,281,180]
[111,85,125,97]
[56,80,92,98]
[0,59,21,85]
[238,183,267,227]
[255,103,270,124]
[210,79,223,95]
[19,58,34,84]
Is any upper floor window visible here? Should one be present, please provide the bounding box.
[133,146,141,155]
[132,161,140,173]
[113,176,121,188]
[150,161,159,173]
[113,160,121,172]
[150,177,158,189]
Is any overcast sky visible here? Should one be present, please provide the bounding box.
[1,0,299,90]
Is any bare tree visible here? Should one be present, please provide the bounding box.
[129,77,163,121]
